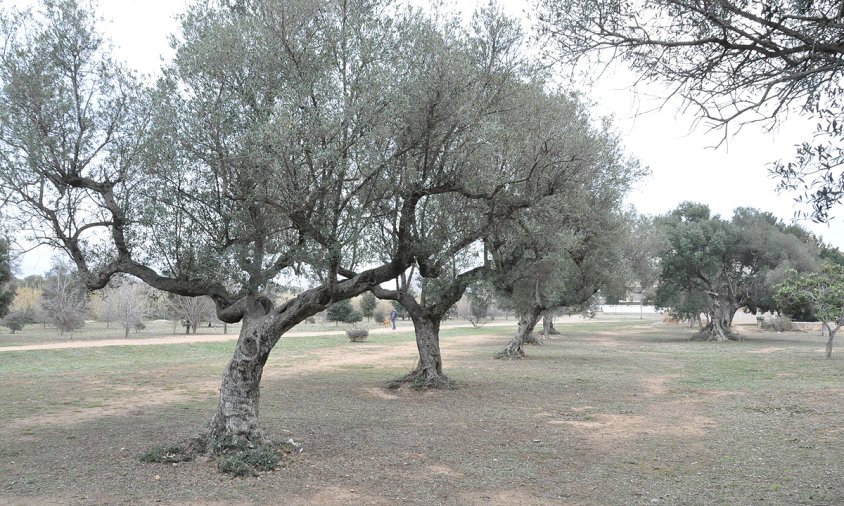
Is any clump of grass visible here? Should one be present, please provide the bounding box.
[218,446,280,477]
[138,443,193,464]
[213,436,302,477]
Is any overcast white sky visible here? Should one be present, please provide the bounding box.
[9,0,844,275]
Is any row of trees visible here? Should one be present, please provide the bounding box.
[6,0,840,466]
[0,0,641,451]
[1,263,222,336]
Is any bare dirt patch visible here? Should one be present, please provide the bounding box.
[1,319,842,506]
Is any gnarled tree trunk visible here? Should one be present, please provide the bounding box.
[693,301,740,342]
[542,310,559,337]
[390,312,450,389]
[496,305,543,359]
[205,307,270,448]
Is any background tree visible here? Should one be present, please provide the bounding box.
[1,311,28,333]
[41,261,89,336]
[466,283,492,328]
[99,281,152,338]
[326,300,354,326]
[654,203,821,340]
[537,0,844,221]
[488,136,640,358]
[164,294,216,335]
[359,292,378,322]
[775,265,844,358]
[0,239,14,320]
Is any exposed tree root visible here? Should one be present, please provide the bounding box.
[494,347,526,360]
[386,369,456,390]
[523,332,544,345]
[690,326,742,342]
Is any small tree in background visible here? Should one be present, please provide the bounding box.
[100,282,152,338]
[1,311,29,333]
[41,261,88,336]
[360,292,377,321]
[466,284,492,328]
[326,300,354,326]
[0,240,15,320]
[165,295,216,334]
[775,265,844,358]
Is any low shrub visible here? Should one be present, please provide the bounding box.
[346,328,369,342]
[762,315,793,332]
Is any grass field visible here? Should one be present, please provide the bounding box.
[0,316,841,505]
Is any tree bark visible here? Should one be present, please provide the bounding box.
[692,301,740,342]
[389,313,451,389]
[542,311,559,337]
[124,325,130,338]
[496,305,543,359]
[824,323,838,358]
[204,308,269,447]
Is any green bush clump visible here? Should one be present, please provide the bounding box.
[346,328,369,342]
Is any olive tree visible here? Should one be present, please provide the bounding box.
[536,0,844,221]
[654,203,821,341]
[775,265,844,358]
[0,0,569,456]
[488,121,641,359]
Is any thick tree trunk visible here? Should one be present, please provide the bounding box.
[390,313,451,389]
[824,323,837,358]
[124,325,130,338]
[496,305,543,359]
[692,302,740,342]
[542,311,559,337]
[204,311,269,448]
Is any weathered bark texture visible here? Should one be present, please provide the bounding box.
[542,311,559,337]
[823,323,838,358]
[692,301,740,342]
[496,305,543,359]
[206,309,269,447]
[390,314,451,389]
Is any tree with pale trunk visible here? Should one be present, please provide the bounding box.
[0,0,594,464]
[99,281,152,338]
[164,294,216,335]
[40,261,88,336]
[537,0,844,222]
[775,265,844,358]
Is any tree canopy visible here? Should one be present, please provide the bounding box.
[0,0,638,458]
[536,0,844,221]
[653,203,821,340]
[775,264,844,357]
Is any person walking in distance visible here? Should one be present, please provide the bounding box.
[390,308,398,331]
